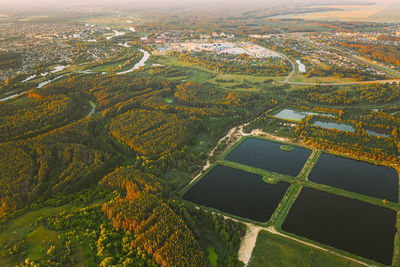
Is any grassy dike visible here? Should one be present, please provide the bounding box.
[180,134,400,266]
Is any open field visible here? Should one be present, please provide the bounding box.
[0,205,78,266]
[249,230,363,267]
[159,55,285,92]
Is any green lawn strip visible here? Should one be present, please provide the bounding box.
[248,230,364,267]
[302,181,400,211]
[219,160,294,185]
[207,247,218,267]
[270,183,302,229]
[88,100,96,109]
[298,150,321,180]
[279,144,294,151]
[392,214,400,267]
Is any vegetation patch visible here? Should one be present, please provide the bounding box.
[280,145,294,151]
[249,230,362,267]
[164,97,173,103]
[207,247,218,267]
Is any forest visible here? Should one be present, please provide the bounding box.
[0,71,265,266]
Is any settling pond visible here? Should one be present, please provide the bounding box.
[309,153,398,202]
[282,188,397,265]
[312,121,355,133]
[273,109,317,121]
[365,129,390,138]
[225,138,312,177]
[273,109,334,121]
[183,165,290,222]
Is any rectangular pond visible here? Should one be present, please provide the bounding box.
[282,188,397,265]
[183,165,290,222]
[312,121,355,133]
[225,138,312,177]
[309,153,398,202]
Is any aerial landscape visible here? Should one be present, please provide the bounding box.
[0,0,400,266]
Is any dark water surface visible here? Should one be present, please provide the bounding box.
[225,138,312,176]
[183,165,290,222]
[309,153,398,202]
[282,187,397,265]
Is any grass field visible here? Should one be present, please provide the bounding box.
[160,55,285,92]
[0,205,79,266]
[249,231,362,267]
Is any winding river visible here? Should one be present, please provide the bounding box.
[116,49,151,75]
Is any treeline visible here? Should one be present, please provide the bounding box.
[176,204,246,267]
[304,65,384,81]
[43,202,156,266]
[170,51,290,76]
[296,123,398,164]
[288,83,400,105]
[101,166,207,266]
[342,43,400,66]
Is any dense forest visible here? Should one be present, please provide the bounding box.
[0,72,265,266]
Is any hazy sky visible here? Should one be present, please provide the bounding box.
[0,0,397,14]
[0,0,381,9]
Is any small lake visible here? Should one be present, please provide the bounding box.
[309,153,398,202]
[312,121,355,133]
[296,60,306,73]
[183,165,290,222]
[273,109,317,121]
[282,188,397,265]
[225,138,312,177]
[365,129,390,138]
[273,109,335,121]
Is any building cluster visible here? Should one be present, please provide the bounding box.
[157,41,281,59]
[252,31,395,77]
[0,22,116,81]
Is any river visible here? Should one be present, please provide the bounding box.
[116,49,151,75]
[105,30,126,40]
